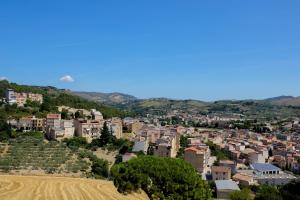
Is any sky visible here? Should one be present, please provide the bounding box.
[0,0,300,101]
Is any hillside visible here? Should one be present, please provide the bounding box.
[265,96,300,107]
[0,175,149,200]
[0,80,129,119]
[73,91,137,104]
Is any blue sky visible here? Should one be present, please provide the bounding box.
[0,0,300,101]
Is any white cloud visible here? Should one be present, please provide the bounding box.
[60,75,74,83]
[0,77,8,81]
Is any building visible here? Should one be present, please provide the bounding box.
[109,118,123,139]
[5,89,43,106]
[232,173,257,186]
[131,121,144,134]
[74,119,103,140]
[32,117,44,131]
[248,152,266,164]
[91,109,104,121]
[154,136,178,158]
[46,114,61,131]
[10,116,44,132]
[15,92,27,106]
[184,146,210,174]
[219,160,236,174]
[215,180,240,199]
[212,166,231,181]
[27,93,43,104]
[250,163,296,186]
[132,138,149,154]
[6,89,16,105]
[46,118,75,140]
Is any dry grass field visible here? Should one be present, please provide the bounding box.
[0,175,149,200]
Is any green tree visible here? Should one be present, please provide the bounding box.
[100,122,111,146]
[111,156,212,200]
[230,188,254,200]
[74,111,82,119]
[254,185,282,200]
[280,180,300,200]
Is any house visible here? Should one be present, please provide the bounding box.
[212,166,231,181]
[184,146,210,174]
[215,180,240,199]
[232,173,257,186]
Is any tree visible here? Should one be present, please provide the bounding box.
[111,156,212,200]
[75,111,82,119]
[254,185,282,200]
[100,122,111,146]
[280,180,300,200]
[230,188,254,200]
[61,111,69,119]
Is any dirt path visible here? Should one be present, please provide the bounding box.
[0,175,149,200]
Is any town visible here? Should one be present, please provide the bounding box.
[2,88,300,199]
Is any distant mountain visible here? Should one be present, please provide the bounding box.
[72,90,300,118]
[264,96,295,101]
[265,96,300,107]
[72,91,137,104]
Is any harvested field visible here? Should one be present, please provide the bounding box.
[0,175,149,200]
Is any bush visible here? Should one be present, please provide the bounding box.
[111,156,212,200]
[230,188,254,200]
[64,137,87,148]
[91,159,109,178]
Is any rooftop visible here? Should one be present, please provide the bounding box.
[212,166,231,173]
[251,163,281,172]
[215,180,240,191]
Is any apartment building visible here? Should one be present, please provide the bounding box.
[108,117,123,139]
[154,135,178,158]
[27,93,43,104]
[184,146,210,174]
[46,114,61,129]
[47,120,75,140]
[10,116,44,132]
[5,89,43,106]
[74,119,103,140]
[6,89,16,105]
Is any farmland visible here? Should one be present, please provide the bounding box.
[0,135,101,177]
[0,175,149,200]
